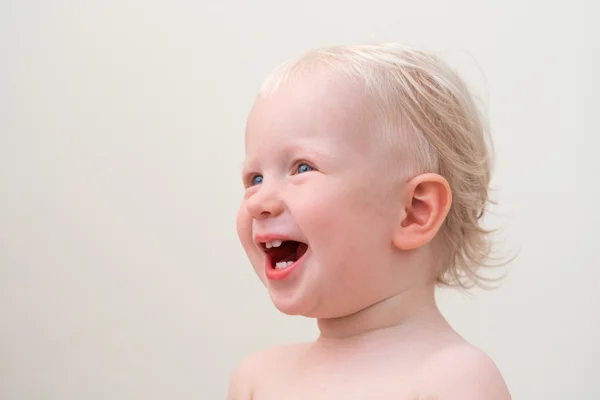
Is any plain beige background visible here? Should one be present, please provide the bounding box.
[1,0,597,399]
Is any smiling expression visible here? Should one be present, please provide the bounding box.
[236,72,409,318]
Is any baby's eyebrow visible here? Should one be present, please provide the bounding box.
[285,145,329,160]
[240,160,260,179]
[239,145,331,176]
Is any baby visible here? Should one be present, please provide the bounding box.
[230,43,511,400]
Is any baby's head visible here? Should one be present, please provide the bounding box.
[237,43,493,318]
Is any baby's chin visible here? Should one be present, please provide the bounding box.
[267,286,352,319]
[268,285,322,317]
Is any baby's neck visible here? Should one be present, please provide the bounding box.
[315,284,446,343]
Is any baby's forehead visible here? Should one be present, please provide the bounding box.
[250,74,380,133]
[246,98,377,154]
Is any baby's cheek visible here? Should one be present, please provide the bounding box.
[235,207,265,279]
[236,208,255,254]
[296,198,337,232]
[236,206,250,234]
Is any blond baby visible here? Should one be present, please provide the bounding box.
[230,43,510,400]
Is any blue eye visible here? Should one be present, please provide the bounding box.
[296,163,313,174]
[251,175,263,186]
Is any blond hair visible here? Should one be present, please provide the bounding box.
[260,43,498,288]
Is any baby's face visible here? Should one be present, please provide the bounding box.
[237,74,406,318]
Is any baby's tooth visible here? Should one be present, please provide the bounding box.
[274,260,295,270]
[272,240,282,248]
[266,242,272,249]
[275,261,285,269]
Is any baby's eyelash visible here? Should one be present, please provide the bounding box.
[291,160,316,174]
[243,172,260,187]
[242,160,315,187]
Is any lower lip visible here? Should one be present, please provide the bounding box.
[264,253,307,281]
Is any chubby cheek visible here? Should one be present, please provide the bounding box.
[298,183,390,272]
[236,207,266,281]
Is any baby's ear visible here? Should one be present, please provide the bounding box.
[392,173,452,251]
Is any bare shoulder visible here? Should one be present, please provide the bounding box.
[417,343,511,400]
[226,343,309,400]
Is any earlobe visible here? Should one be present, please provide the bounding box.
[392,173,452,251]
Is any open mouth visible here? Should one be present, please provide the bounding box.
[263,240,309,270]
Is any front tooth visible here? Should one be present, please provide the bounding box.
[265,242,273,249]
[272,240,282,248]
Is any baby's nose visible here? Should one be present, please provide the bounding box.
[246,185,284,219]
